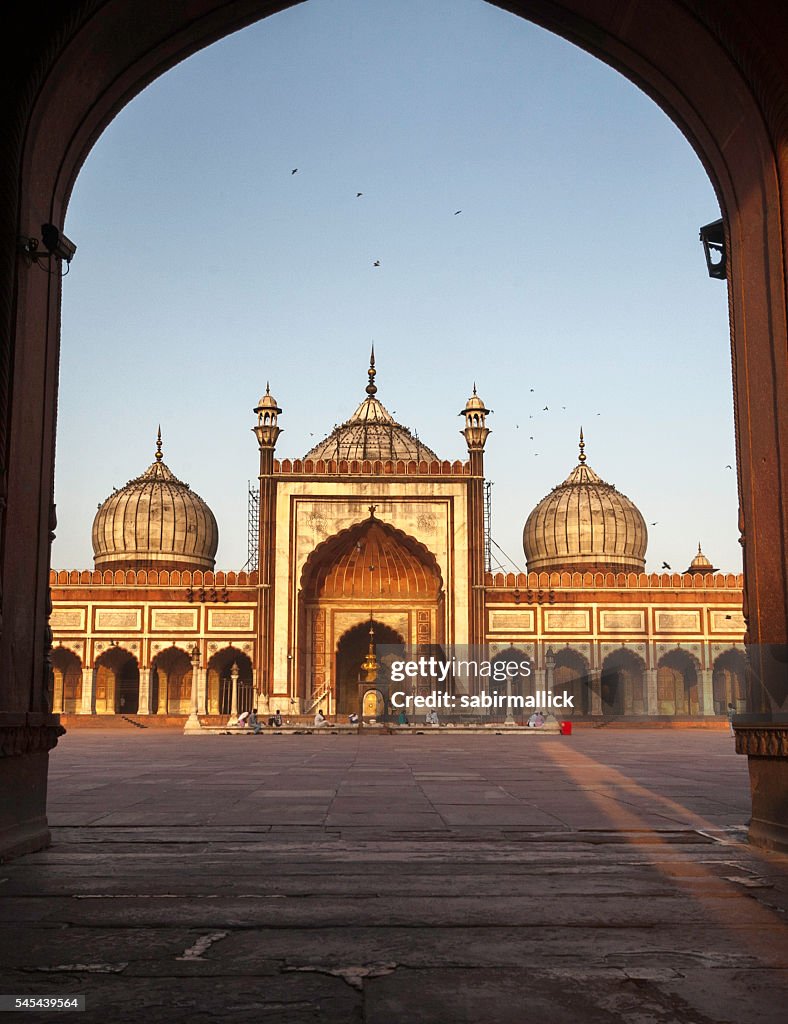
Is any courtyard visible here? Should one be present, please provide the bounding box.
[1,729,787,1022]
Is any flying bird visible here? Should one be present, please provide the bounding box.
[291,168,298,174]
[662,561,671,570]
[373,260,380,267]
[529,388,534,392]
[454,210,462,215]
[356,192,363,198]
[650,521,658,526]
[543,406,549,411]
[529,436,534,440]
[725,464,732,469]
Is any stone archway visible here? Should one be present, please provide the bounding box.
[713,649,748,716]
[94,647,140,715]
[151,647,192,715]
[3,0,788,856]
[50,648,83,715]
[601,649,646,716]
[657,649,701,717]
[335,620,404,718]
[299,516,443,713]
[206,648,254,716]
[553,648,591,716]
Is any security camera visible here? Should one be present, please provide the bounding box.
[41,223,77,263]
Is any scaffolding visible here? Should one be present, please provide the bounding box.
[484,480,493,574]
[244,481,259,572]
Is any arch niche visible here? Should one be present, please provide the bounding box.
[206,648,254,716]
[553,648,591,716]
[299,517,443,714]
[94,647,140,715]
[4,1,788,857]
[657,649,701,717]
[150,647,193,716]
[50,648,83,715]
[601,649,646,716]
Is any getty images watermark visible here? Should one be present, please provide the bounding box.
[369,646,575,722]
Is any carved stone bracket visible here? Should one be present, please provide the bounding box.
[734,724,788,757]
[0,719,65,758]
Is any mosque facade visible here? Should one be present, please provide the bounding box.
[49,356,747,723]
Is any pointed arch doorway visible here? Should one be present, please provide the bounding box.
[299,515,444,715]
[335,620,403,716]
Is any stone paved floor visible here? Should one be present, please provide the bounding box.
[2,730,788,1022]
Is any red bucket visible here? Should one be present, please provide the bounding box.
[559,720,573,736]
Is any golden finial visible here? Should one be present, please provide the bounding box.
[473,382,477,395]
[360,616,378,679]
[578,427,586,464]
[155,425,163,462]
[265,381,270,396]
[366,344,377,397]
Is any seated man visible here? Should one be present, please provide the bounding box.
[348,712,359,725]
[314,709,327,727]
[527,711,545,728]
[247,708,262,734]
[273,709,283,728]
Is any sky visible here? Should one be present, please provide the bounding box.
[54,0,737,575]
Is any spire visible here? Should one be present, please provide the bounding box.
[155,425,163,463]
[578,427,586,464]
[366,345,377,397]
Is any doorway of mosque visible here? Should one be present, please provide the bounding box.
[335,620,403,716]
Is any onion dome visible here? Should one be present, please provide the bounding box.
[685,543,716,574]
[304,347,439,462]
[92,429,219,571]
[523,430,647,573]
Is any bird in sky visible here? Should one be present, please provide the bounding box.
[356,192,363,197]
[373,260,380,267]
[650,521,658,525]
[662,561,671,570]
[454,210,462,215]
[529,388,534,392]
[725,464,733,469]
[529,436,534,440]
[291,168,298,174]
[543,406,549,411]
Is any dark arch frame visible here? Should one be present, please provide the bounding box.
[3,0,788,858]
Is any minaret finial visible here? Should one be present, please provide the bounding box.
[578,427,586,464]
[266,381,270,396]
[473,382,477,395]
[156,425,163,462]
[366,344,377,397]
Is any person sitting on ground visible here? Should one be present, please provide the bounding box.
[348,712,359,725]
[527,710,545,728]
[236,710,250,728]
[425,709,439,726]
[273,709,283,728]
[247,708,262,735]
[314,708,327,727]
[397,709,409,726]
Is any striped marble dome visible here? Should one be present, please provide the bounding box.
[523,434,647,573]
[92,432,218,572]
[304,349,439,463]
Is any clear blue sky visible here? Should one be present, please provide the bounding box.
[54,0,737,574]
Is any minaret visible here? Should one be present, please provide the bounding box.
[460,385,491,648]
[252,384,283,707]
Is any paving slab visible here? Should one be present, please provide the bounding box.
[2,730,787,1023]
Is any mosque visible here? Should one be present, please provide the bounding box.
[49,354,747,723]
